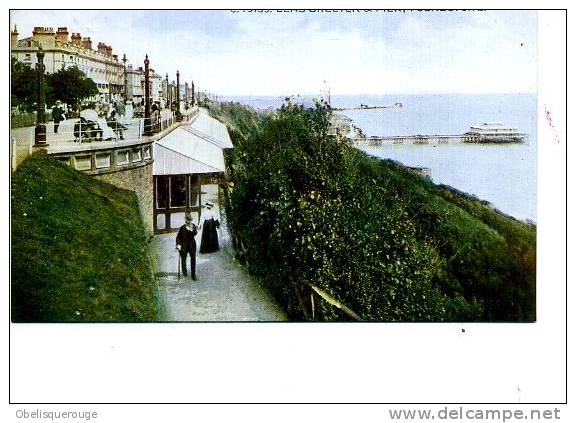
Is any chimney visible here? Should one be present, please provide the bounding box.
[11,25,18,49]
[71,32,82,46]
[97,43,114,56]
[55,27,68,43]
[32,26,56,49]
[81,37,92,50]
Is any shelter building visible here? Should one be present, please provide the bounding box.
[152,109,233,233]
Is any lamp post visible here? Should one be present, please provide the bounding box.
[165,73,169,109]
[184,81,189,109]
[191,81,195,106]
[33,44,46,148]
[176,70,181,121]
[144,54,151,135]
[122,53,127,100]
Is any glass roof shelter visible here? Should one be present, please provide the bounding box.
[152,110,232,233]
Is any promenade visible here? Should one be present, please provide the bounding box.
[11,108,182,170]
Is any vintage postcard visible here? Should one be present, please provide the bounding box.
[10,9,540,323]
[7,7,567,408]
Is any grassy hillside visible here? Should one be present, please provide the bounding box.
[352,152,536,321]
[11,153,158,322]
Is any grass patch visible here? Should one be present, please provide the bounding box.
[11,153,158,322]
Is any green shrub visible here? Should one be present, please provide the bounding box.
[224,101,536,322]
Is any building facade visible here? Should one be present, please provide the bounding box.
[125,64,164,107]
[125,64,144,104]
[11,26,124,101]
[12,25,194,111]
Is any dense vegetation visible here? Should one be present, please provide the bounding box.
[11,153,158,322]
[11,58,98,112]
[11,57,41,112]
[204,100,264,142]
[218,100,536,322]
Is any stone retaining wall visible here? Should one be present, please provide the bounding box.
[94,163,154,236]
[50,139,156,237]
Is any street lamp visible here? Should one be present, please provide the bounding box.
[33,42,47,148]
[122,53,127,100]
[176,70,181,122]
[143,54,151,135]
[191,81,195,106]
[166,73,171,111]
[184,81,189,110]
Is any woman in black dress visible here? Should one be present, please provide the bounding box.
[199,206,220,254]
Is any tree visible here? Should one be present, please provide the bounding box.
[11,57,39,112]
[46,65,98,108]
[11,59,99,113]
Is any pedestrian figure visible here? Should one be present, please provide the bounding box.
[151,103,162,133]
[108,109,126,140]
[176,212,198,280]
[116,98,126,125]
[124,100,134,125]
[101,98,110,117]
[200,205,220,254]
[52,101,65,134]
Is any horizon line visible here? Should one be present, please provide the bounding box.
[216,91,537,98]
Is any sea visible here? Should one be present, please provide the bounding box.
[220,94,537,223]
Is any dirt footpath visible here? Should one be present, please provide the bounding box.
[148,184,287,322]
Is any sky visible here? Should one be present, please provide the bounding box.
[10,10,537,97]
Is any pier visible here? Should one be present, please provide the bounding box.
[353,132,526,146]
[332,102,403,112]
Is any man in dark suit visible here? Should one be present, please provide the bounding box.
[176,212,198,280]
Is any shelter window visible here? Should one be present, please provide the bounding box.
[156,176,169,209]
[170,175,186,208]
[189,175,199,207]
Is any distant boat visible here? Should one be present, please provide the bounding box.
[464,123,526,143]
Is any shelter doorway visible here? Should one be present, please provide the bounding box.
[154,174,201,233]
